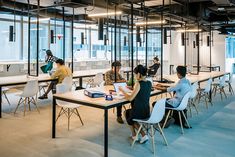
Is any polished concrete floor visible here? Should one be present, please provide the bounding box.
[0,80,235,157]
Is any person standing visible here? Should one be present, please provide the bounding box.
[104,61,126,124]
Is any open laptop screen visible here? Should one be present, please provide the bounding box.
[113,82,131,93]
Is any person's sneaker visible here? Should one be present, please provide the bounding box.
[163,117,175,128]
[130,135,139,141]
[116,117,124,124]
[38,94,48,99]
[139,135,149,144]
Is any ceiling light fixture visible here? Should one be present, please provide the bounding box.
[135,20,166,26]
[177,29,202,32]
[31,18,50,22]
[88,11,122,17]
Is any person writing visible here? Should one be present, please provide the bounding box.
[39,59,72,99]
[104,61,126,124]
[148,56,160,76]
[119,65,152,144]
[154,66,191,128]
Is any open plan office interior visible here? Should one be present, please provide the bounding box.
[0,0,235,157]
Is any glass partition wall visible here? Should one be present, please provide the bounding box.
[0,12,163,79]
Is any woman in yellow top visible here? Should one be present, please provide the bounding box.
[39,59,72,99]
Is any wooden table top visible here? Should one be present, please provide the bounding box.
[0,67,132,86]
[158,71,229,87]
[53,85,163,110]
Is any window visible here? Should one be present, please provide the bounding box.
[0,14,21,61]
[226,36,235,58]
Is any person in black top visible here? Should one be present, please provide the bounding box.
[45,50,58,63]
[148,56,160,76]
[119,65,152,144]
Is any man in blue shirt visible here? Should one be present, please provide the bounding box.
[166,66,191,108]
[155,66,191,128]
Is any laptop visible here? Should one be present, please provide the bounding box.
[113,82,132,93]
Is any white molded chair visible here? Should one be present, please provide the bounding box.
[188,82,199,116]
[225,74,234,95]
[212,75,227,100]
[87,72,104,88]
[163,92,191,134]
[2,87,11,106]
[38,82,49,96]
[132,99,168,155]
[14,79,39,116]
[62,76,73,90]
[56,82,83,130]
[197,78,213,109]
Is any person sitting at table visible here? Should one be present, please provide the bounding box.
[104,61,126,124]
[148,56,160,76]
[154,66,191,128]
[38,59,72,99]
[119,65,152,144]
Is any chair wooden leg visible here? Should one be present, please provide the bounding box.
[28,97,31,111]
[192,101,199,115]
[68,108,71,130]
[23,98,27,116]
[188,101,192,117]
[182,111,190,128]
[3,92,11,106]
[150,125,156,155]
[222,88,227,99]
[204,96,208,109]
[178,111,184,134]
[207,93,213,106]
[14,98,23,114]
[75,108,84,126]
[229,83,234,95]
[56,107,64,122]
[162,110,171,130]
[219,88,223,100]
[131,124,142,147]
[32,97,40,113]
[157,123,168,146]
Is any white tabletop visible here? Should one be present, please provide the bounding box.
[158,71,229,87]
[0,67,133,86]
[53,85,163,109]
[0,74,53,86]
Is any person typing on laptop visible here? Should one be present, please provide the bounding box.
[104,61,126,124]
[119,65,152,144]
[154,66,191,128]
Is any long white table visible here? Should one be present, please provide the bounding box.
[52,71,230,157]
[0,68,132,118]
[52,86,164,157]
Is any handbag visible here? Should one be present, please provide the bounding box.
[40,61,53,73]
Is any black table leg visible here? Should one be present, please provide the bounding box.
[126,72,129,81]
[0,86,2,118]
[79,77,83,88]
[104,109,108,157]
[52,97,56,138]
